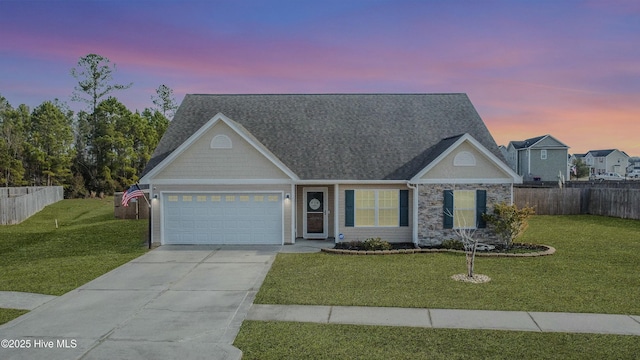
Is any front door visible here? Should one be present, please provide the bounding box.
[303,187,328,239]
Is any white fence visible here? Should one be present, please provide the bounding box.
[0,186,64,225]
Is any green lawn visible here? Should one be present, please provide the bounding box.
[254,215,640,314]
[236,215,640,358]
[0,198,148,324]
[235,321,640,360]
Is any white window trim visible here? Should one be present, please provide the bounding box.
[541,149,547,160]
[354,189,400,227]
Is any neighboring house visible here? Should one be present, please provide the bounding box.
[570,153,586,165]
[505,135,570,181]
[626,157,640,174]
[140,94,521,247]
[584,149,629,176]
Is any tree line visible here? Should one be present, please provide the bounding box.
[0,54,176,197]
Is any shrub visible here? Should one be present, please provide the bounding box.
[362,237,392,251]
[482,202,535,249]
[441,239,464,250]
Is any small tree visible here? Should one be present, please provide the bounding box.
[571,158,589,179]
[482,203,534,249]
[457,227,479,278]
[443,208,480,278]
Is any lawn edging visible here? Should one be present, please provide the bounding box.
[321,244,556,257]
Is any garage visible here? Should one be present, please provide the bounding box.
[162,192,283,245]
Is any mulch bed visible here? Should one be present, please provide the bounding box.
[323,243,555,257]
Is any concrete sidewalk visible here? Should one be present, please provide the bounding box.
[0,292,57,311]
[247,304,640,336]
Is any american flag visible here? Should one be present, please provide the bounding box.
[121,184,145,207]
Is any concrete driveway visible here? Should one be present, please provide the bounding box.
[0,244,292,360]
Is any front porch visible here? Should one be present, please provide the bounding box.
[295,185,337,241]
[293,184,415,244]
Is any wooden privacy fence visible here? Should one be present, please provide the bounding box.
[514,187,640,220]
[114,192,150,220]
[0,186,64,225]
[588,188,640,219]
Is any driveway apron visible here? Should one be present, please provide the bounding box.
[0,245,279,360]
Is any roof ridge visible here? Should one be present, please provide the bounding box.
[186,93,468,96]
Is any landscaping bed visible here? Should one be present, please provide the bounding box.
[325,241,555,257]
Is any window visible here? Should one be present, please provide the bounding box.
[453,190,476,229]
[378,190,400,226]
[443,190,486,229]
[346,190,408,227]
[541,150,547,160]
[354,190,399,227]
[355,190,376,226]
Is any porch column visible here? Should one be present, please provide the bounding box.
[334,183,339,243]
[291,183,296,244]
[413,184,419,244]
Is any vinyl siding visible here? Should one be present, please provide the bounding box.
[421,142,512,180]
[527,148,568,181]
[338,184,413,243]
[154,121,290,180]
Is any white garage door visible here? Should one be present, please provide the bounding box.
[163,192,283,245]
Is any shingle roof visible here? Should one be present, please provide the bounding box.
[510,135,547,149]
[142,94,505,180]
[586,149,618,157]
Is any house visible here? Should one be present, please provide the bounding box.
[140,94,522,247]
[504,135,570,182]
[627,157,640,175]
[584,149,629,176]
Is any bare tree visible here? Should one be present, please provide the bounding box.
[444,207,479,278]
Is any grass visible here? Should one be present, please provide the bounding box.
[235,321,640,360]
[254,215,640,314]
[237,215,640,358]
[0,197,148,324]
[0,309,28,325]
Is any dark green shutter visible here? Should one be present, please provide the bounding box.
[399,190,409,227]
[476,189,487,228]
[443,190,454,229]
[345,190,354,227]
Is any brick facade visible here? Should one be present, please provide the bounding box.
[417,183,512,246]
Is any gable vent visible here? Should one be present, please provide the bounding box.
[454,151,476,166]
[211,134,232,149]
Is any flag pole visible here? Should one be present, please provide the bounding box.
[136,183,153,250]
[137,183,151,208]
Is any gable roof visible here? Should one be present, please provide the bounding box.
[409,133,521,183]
[509,134,568,150]
[142,94,506,181]
[586,149,629,158]
[141,113,299,182]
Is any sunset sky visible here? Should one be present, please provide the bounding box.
[1,0,638,155]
